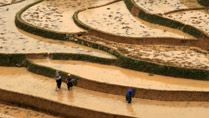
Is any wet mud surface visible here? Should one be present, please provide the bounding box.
[21,0,114,33]
[1,67,209,118]
[32,59,209,91]
[0,0,114,59]
[164,9,209,35]
[73,35,209,69]
[0,0,25,6]
[0,103,56,118]
[78,1,192,38]
[134,0,204,14]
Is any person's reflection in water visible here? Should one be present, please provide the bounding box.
[57,88,64,102]
[68,88,74,104]
[126,104,136,115]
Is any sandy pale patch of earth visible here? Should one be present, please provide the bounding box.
[78,1,193,39]
[0,103,56,118]
[0,0,12,5]
[72,35,209,70]
[134,0,204,14]
[164,10,209,35]
[21,0,114,33]
[0,0,115,59]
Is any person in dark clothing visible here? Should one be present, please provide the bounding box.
[126,87,133,103]
[55,72,62,90]
[65,74,73,90]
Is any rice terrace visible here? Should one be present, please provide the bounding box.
[0,0,209,117]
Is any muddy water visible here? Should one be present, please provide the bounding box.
[0,0,115,59]
[33,59,209,91]
[0,67,209,118]
[0,103,56,118]
[17,29,116,59]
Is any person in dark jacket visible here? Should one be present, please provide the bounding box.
[55,72,62,90]
[126,87,133,103]
[65,74,73,90]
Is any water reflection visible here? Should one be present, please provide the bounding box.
[33,59,209,91]
[1,67,209,118]
[126,104,136,115]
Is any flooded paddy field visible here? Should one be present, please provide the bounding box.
[0,0,114,59]
[1,67,209,118]
[0,103,56,118]
[21,0,114,33]
[164,10,209,35]
[78,1,193,39]
[32,59,209,91]
[1,0,209,117]
[134,0,204,14]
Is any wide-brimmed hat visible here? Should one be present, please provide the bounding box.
[68,74,71,76]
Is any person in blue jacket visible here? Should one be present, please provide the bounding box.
[65,74,73,90]
[126,87,133,103]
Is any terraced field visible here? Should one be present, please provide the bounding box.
[134,0,204,14]
[0,103,55,118]
[1,0,209,117]
[164,10,209,35]
[0,0,114,58]
[21,0,114,33]
[77,1,193,38]
[1,67,209,118]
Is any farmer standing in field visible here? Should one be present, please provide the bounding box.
[126,87,134,103]
[66,74,73,90]
[55,71,62,90]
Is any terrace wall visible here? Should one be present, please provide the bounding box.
[1,53,209,101]
[197,0,209,7]
[125,0,209,39]
[14,0,209,80]
[23,59,209,102]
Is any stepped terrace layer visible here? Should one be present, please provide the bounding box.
[1,67,209,118]
[77,1,193,39]
[21,0,114,33]
[32,59,209,92]
[0,0,115,59]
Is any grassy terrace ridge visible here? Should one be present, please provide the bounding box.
[73,1,196,40]
[125,0,209,39]
[0,0,25,7]
[13,0,209,80]
[163,7,209,15]
[197,0,209,7]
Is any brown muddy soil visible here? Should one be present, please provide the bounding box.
[21,0,114,32]
[0,67,209,118]
[1,67,209,118]
[164,9,209,35]
[72,34,209,70]
[78,1,192,39]
[32,59,209,91]
[0,103,56,118]
[134,0,203,14]
[0,0,115,59]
